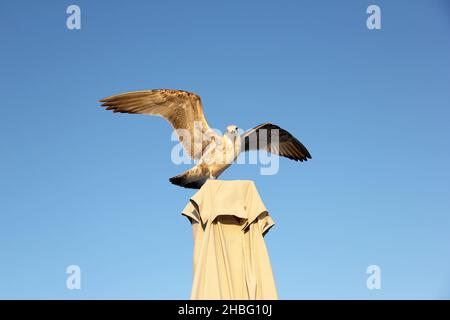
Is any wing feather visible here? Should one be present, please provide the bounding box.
[241,123,311,162]
[100,89,213,160]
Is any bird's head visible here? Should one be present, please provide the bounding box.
[226,125,239,135]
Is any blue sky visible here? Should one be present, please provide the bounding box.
[0,0,449,299]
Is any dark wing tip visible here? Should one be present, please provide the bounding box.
[169,175,204,189]
[300,145,312,160]
[99,98,134,114]
[99,97,114,109]
[279,130,312,162]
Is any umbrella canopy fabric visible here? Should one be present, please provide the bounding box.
[182,180,278,300]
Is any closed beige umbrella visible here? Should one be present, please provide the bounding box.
[182,180,278,300]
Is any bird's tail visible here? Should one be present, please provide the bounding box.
[169,166,208,189]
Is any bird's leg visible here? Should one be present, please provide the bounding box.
[209,171,216,180]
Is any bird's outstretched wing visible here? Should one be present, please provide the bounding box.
[100,89,215,160]
[241,123,312,162]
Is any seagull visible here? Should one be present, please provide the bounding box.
[100,89,311,189]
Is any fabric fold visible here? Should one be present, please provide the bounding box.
[181,180,278,300]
